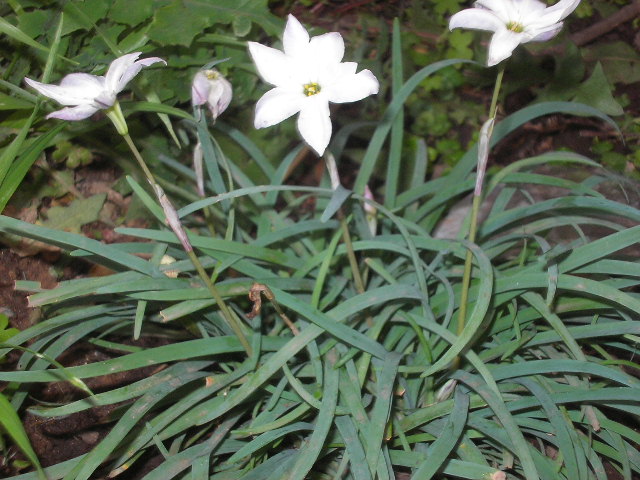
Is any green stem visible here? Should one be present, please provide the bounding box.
[323,154,366,295]
[187,250,252,354]
[122,133,157,183]
[456,64,504,338]
[338,212,365,295]
[120,132,252,356]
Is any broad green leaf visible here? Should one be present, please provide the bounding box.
[583,41,640,85]
[109,0,155,26]
[573,62,623,116]
[41,194,106,233]
[148,0,281,46]
[62,0,110,36]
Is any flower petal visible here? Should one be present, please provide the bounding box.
[487,29,522,66]
[325,69,379,104]
[449,9,504,33]
[254,87,303,129]
[248,42,293,87]
[543,0,581,22]
[25,74,105,106]
[191,71,210,106]
[475,0,513,19]
[104,52,141,93]
[529,23,563,42]
[283,14,310,58]
[207,76,233,119]
[105,52,166,94]
[46,104,100,121]
[297,96,331,156]
[309,32,345,68]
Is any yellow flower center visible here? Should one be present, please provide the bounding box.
[506,21,524,33]
[303,82,321,97]
[205,70,220,80]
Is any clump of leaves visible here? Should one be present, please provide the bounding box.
[1,3,640,480]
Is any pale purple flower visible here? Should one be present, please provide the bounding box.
[449,0,581,66]
[24,52,166,121]
[191,69,232,120]
[248,14,379,156]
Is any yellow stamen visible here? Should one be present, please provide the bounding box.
[506,21,524,33]
[303,82,321,96]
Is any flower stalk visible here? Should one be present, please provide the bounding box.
[121,127,252,356]
[456,64,504,339]
[324,154,366,296]
[25,52,252,355]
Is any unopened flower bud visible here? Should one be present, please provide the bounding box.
[153,184,193,252]
[193,141,205,197]
[364,184,377,236]
[191,69,232,120]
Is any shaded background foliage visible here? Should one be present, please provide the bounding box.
[1,1,640,480]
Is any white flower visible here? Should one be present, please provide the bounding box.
[24,52,166,121]
[449,0,581,66]
[248,14,379,156]
[192,69,232,120]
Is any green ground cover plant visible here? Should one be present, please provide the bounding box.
[1,1,640,479]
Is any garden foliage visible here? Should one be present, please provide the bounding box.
[1,1,640,480]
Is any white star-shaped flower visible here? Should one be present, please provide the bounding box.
[248,14,379,156]
[24,52,166,121]
[449,0,581,66]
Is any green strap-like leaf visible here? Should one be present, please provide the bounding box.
[0,393,45,480]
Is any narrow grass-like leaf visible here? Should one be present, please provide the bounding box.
[335,416,372,480]
[116,227,303,269]
[384,18,404,209]
[0,16,73,63]
[388,450,502,479]
[0,337,249,382]
[455,371,539,480]
[480,196,640,236]
[63,371,208,480]
[558,225,640,273]
[364,353,401,474]
[354,59,474,194]
[27,271,143,307]
[272,287,397,359]
[227,423,313,464]
[216,121,274,179]
[140,413,241,480]
[0,216,161,277]
[194,283,419,428]
[285,354,339,480]
[522,292,585,360]
[0,343,93,395]
[320,185,352,222]
[412,389,469,479]
[449,102,620,185]
[32,361,213,417]
[421,242,493,377]
[0,393,45,480]
[0,123,65,210]
[516,378,586,480]
[240,450,298,480]
[491,359,639,387]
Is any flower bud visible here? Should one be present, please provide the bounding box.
[193,141,205,197]
[191,69,232,120]
[364,185,377,236]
